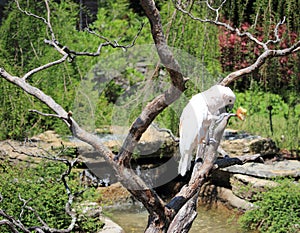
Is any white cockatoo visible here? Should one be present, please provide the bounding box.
[178,85,236,176]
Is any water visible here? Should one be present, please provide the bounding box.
[106,205,248,233]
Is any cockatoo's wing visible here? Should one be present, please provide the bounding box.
[178,94,209,176]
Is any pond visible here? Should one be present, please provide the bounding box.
[105,204,252,233]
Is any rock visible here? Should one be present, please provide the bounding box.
[31,130,61,144]
[221,160,300,179]
[108,125,176,158]
[199,183,253,211]
[249,138,280,156]
[0,131,92,164]
[220,139,249,156]
[0,139,42,163]
[78,201,102,217]
[217,186,254,211]
[230,174,278,200]
[100,216,125,233]
[221,137,279,158]
[97,182,135,207]
[77,201,124,233]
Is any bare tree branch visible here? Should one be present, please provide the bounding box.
[15,0,144,81]
[220,41,300,86]
[15,0,48,26]
[174,0,300,86]
[174,0,286,50]
[0,219,21,233]
[15,0,56,43]
[22,54,69,80]
[115,0,186,165]
[266,16,286,45]
[0,194,31,233]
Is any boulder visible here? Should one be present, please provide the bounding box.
[221,160,300,178]
[230,174,278,200]
[77,201,125,233]
[199,183,253,211]
[107,125,177,158]
[97,182,135,207]
[100,216,125,233]
[221,136,280,158]
[0,130,92,163]
[249,138,280,156]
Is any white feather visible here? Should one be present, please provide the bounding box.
[178,85,235,176]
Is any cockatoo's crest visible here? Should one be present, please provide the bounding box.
[201,85,236,114]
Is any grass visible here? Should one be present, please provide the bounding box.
[230,113,300,155]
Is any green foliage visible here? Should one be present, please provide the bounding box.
[0,160,103,232]
[239,178,300,233]
[0,160,69,231]
[161,1,222,81]
[0,0,152,139]
[0,0,299,153]
[76,213,104,233]
[221,0,300,94]
[234,90,289,118]
[231,88,300,152]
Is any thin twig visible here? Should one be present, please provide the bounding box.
[18,194,32,221]
[266,16,286,45]
[15,0,48,24]
[69,21,145,57]
[4,143,79,233]
[152,123,179,142]
[22,54,68,80]
[174,0,287,51]
[0,208,31,233]
[29,109,69,121]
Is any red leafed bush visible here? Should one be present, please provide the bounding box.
[218,20,299,92]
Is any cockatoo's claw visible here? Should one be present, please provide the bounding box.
[209,137,217,144]
[223,154,230,159]
[215,112,236,124]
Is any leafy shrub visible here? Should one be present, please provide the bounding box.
[0,160,103,232]
[230,89,300,153]
[234,91,289,117]
[239,178,300,233]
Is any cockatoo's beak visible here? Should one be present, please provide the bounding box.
[219,104,235,114]
[236,107,247,120]
[223,104,234,113]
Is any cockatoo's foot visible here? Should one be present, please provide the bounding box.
[223,154,230,159]
[208,137,217,144]
[215,112,236,124]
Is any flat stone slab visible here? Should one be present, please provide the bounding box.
[221,160,300,178]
